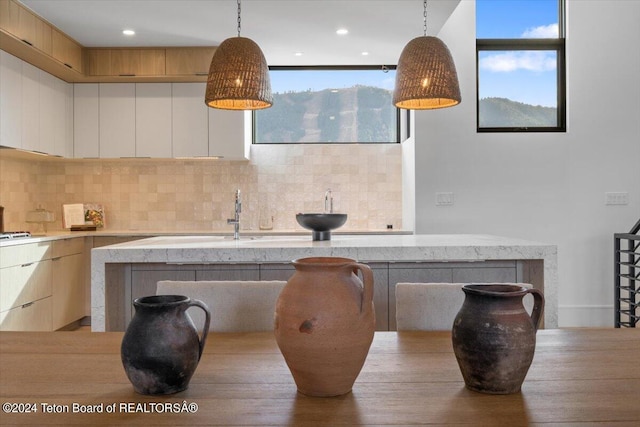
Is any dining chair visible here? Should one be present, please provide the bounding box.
[156,280,287,333]
[395,282,533,331]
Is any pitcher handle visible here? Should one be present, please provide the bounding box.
[352,263,374,314]
[187,299,211,360]
[526,288,545,331]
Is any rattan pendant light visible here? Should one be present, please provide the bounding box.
[393,0,461,109]
[205,0,272,110]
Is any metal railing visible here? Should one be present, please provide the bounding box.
[614,218,640,327]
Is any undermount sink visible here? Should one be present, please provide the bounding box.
[296,213,347,241]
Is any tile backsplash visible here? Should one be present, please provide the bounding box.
[0,144,402,233]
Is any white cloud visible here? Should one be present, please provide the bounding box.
[521,23,559,38]
[479,51,556,73]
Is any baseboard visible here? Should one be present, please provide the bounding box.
[558,305,614,327]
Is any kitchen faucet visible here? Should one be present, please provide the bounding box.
[227,189,241,240]
[324,188,333,214]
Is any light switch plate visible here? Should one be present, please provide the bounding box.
[436,192,454,206]
[605,192,629,205]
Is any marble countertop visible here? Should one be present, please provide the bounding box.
[92,233,555,263]
[91,234,558,330]
[0,228,410,247]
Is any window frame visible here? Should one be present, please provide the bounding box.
[252,65,403,144]
[476,0,566,133]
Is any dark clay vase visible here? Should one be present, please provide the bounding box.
[121,295,210,395]
[452,284,544,394]
[274,257,375,397]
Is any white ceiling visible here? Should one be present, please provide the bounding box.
[20,0,460,66]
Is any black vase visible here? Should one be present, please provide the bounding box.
[452,284,544,394]
[121,295,210,395]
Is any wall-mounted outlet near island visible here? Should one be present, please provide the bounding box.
[605,192,629,205]
[435,192,455,206]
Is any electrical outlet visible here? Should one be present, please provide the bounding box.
[436,192,454,206]
[605,192,629,205]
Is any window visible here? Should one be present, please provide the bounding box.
[476,0,565,132]
[253,67,401,144]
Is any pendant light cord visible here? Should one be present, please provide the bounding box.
[237,0,241,37]
[423,0,427,36]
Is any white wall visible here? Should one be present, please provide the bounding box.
[414,0,640,326]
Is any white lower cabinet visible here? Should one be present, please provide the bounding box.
[51,238,85,330]
[0,297,52,331]
[0,237,85,331]
[0,243,52,331]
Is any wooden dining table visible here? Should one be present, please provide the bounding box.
[0,328,638,425]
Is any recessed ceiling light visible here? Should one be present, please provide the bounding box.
[122,29,135,36]
[336,28,348,35]
[294,52,303,56]
[361,51,369,56]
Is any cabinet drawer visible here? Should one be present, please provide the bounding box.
[0,296,52,331]
[0,259,52,311]
[0,242,51,268]
[52,238,84,258]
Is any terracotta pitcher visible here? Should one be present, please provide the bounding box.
[452,284,544,394]
[121,295,210,395]
[275,257,375,396]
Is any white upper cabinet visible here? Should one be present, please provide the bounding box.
[0,51,23,149]
[98,83,135,158]
[172,83,209,158]
[38,70,71,157]
[73,84,99,158]
[38,70,57,155]
[208,109,249,160]
[0,51,73,156]
[136,83,172,158]
[21,61,40,152]
[51,75,73,157]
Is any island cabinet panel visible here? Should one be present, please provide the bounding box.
[165,47,216,76]
[101,258,530,332]
[195,264,260,281]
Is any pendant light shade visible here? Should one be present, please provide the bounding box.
[205,36,273,110]
[393,35,461,110]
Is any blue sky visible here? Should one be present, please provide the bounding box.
[477,0,559,107]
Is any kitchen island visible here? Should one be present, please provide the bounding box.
[91,234,557,331]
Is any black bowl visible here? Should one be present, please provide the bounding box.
[296,213,347,241]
